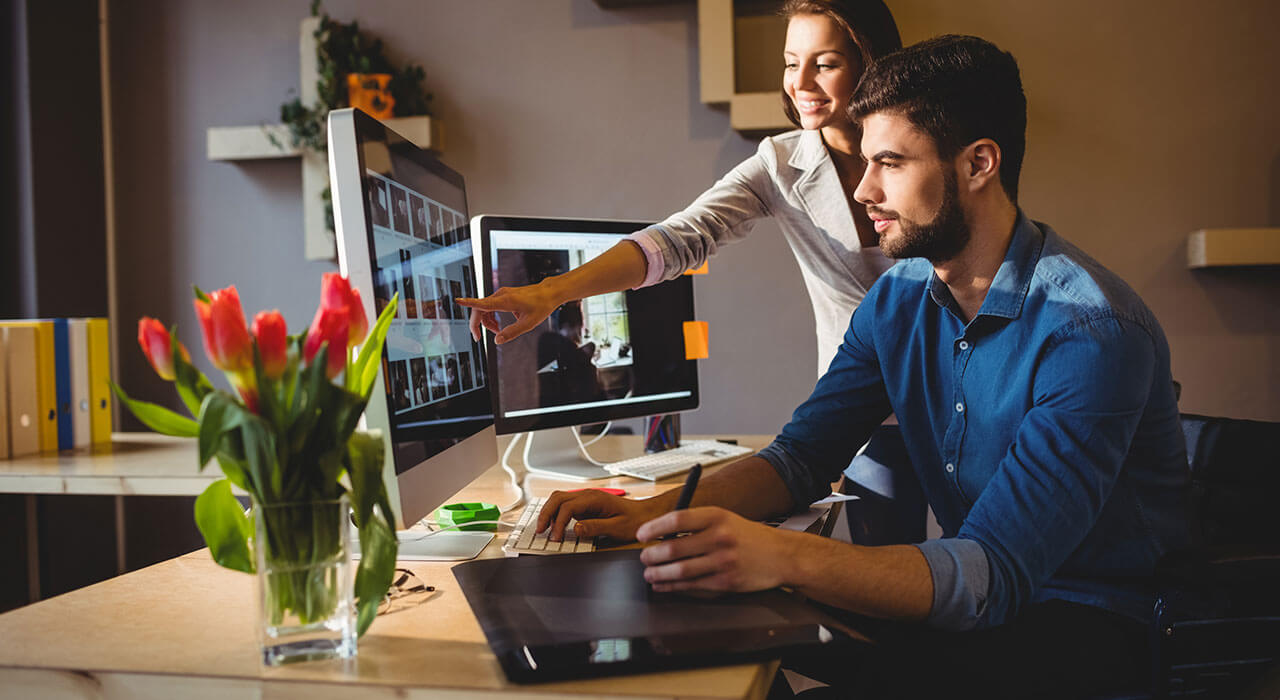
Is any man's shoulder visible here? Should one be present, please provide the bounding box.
[1029,222,1158,335]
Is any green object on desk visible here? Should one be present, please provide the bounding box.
[436,502,500,532]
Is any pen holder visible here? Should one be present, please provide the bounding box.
[644,414,681,453]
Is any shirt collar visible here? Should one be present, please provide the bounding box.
[787,129,830,173]
[927,211,1044,321]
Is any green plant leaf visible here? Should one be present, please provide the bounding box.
[198,391,252,472]
[347,430,395,636]
[239,415,282,503]
[194,479,254,574]
[213,454,251,494]
[108,381,199,437]
[350,291,399,397]
[171,326,215,417]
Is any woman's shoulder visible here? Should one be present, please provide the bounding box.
[755,129,809,157]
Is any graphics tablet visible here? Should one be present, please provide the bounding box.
[452,549,866,683]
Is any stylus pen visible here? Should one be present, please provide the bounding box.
[661,463,702,540]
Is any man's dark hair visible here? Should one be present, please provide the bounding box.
[849,35,1027,202]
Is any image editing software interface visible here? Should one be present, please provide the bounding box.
[331,107,496,538]
[478,217,698,436]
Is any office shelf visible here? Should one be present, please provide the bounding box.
[1186,228,1280,268]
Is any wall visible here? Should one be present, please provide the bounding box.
[108,0,1279,441]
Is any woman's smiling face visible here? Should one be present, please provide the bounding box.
[783,13,862,132]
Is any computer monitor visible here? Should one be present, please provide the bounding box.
[473,214,698,480]
[329,108,498,558]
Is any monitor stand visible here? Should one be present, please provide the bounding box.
[521,427,615,481]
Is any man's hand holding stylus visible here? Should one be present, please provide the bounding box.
[636,507,797,594]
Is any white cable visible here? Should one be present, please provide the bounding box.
[571,425,611,467]
[580,421,612,447]
[498,433,527,513]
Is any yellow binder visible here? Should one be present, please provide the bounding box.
[2,325,40,457]
[0,321,57,452]
[86,318,113,445]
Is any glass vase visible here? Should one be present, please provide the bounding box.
[254,494,357,666]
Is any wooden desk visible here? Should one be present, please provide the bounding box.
[0,435,784,699]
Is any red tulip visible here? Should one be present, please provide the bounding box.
[137,317,189,381]
[303,304,351,379]
[319,273,369,346]
[193,286,254,373]
[348,286,369,346]
[251,310,288,380]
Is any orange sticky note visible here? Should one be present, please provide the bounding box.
[684,261,709,275]
[683,321,709,360]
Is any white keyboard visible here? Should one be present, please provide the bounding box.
[503,497,599,556]
[604,439,753,481]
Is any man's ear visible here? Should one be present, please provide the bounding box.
[960,139,1002,194]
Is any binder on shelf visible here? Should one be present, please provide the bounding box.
[0,328,8,458]
[86,318,112,445]
[2,325,43,457]
[52,319,74,450]
[68,319,92,448]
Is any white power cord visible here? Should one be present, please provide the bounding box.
[498,433,527,513]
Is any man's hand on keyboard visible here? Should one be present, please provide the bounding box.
[635,506,794,594]
[537,489,665,542]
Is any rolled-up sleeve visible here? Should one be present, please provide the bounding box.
[625,230,667,289]
[916,538,990,630]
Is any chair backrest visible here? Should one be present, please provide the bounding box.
[1180,413,1280,548]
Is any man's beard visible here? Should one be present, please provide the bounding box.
[873,170,970,263]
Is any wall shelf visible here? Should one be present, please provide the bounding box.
[207,117,440,161]
[205,17,441,260]
[1187,228,1280,268]
[699,0,790,135]
[604,0,789,135]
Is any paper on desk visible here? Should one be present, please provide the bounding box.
[811,492,859,505]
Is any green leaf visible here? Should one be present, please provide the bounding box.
[193,285,210,304]
[194,479,254,574]
[240,416,282,503]
[171,326,215,417]
[213,454,251,493]
[108,381,199,437]
[350,292,398,397]
[347,430,395,637]
[198,392,251,472]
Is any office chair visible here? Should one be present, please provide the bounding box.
[839,417,1280,699]
[1145,412,1280,698]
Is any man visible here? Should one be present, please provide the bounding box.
[537,35,1188,697]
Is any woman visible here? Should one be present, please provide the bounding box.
[460,0,901,375]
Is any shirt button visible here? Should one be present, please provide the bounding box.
[959,340,969,351]
[945,463,955,473]
[955,402,964,413]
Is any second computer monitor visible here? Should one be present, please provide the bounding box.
[473,215,698,435]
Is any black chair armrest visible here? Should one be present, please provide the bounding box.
[1156,544,1280,589]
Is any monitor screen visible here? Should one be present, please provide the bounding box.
[474,215,698,435]
[329,108,497,529]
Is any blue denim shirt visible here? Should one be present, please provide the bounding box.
[757,214,1189,631]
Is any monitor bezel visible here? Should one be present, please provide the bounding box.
[474,214,699,435]
[330,107,497,529]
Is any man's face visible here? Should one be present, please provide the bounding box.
[854,112,970,262]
